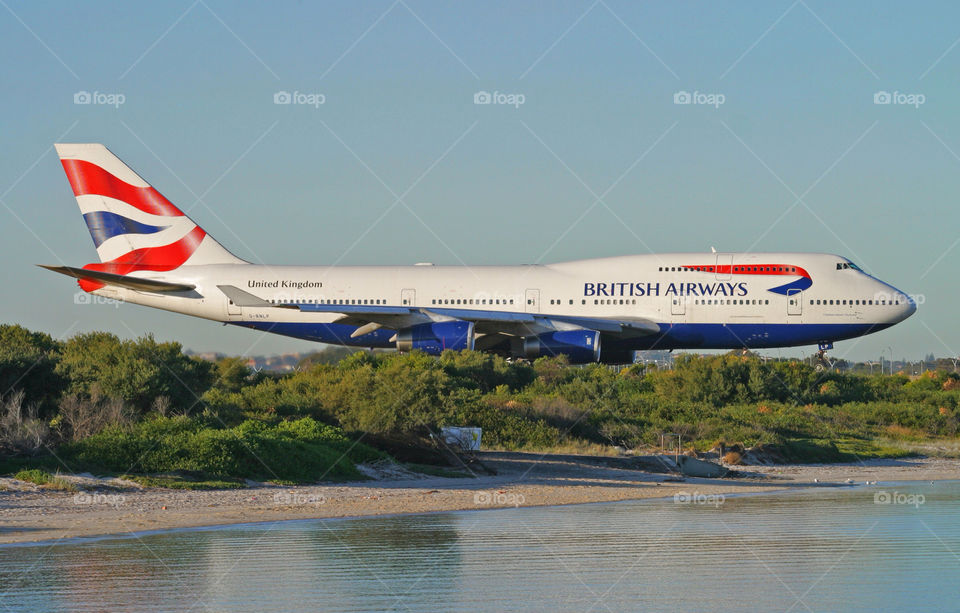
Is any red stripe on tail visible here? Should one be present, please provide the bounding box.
[78,226,206,291]
[61,158,184,217]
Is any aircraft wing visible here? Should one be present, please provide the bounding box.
[217,285,660,339]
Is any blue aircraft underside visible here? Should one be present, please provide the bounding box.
[231,320,893,353]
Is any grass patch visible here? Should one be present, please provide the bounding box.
[13,469,77,491]
[883,424,928,441]
[834,438,915,460]
[121,473,246,490]
[14,469,52,485]
[772,438,916,463]
[42,477,77,492]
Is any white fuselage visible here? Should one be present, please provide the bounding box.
[88,252,915,358]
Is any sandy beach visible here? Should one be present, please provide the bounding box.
[2,452,958,545]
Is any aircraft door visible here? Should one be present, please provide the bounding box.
[225,294,241,319]
[671,295,685,316]
[715,254,733,280]
[787,289,802,316]
[525,289,540,313]
[401,288,416,307]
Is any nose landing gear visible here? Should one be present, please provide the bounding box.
[816,341,834,372]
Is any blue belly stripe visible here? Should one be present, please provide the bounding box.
[229,321,893,352]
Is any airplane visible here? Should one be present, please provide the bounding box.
[42,144,917,365]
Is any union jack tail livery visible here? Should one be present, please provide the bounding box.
[53,144,246,291]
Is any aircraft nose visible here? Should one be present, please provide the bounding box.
[904,292,917,318]
[892,288,917,322]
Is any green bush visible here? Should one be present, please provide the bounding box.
[61,416,386,483]
[4,323,960,466]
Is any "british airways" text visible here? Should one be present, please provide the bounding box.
[584,282,747,297]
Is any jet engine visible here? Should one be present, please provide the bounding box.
[396,321,475,355]
[521,330,601,364]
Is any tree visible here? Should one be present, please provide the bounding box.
[212,357,256,393]
[57,333,214,413]
[0,324,64,416]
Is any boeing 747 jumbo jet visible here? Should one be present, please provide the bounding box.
[42,144,916,364]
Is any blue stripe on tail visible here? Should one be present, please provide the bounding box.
[82,211,169,248]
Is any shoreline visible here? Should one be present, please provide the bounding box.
[0,485,812,550]
[2,452,958,546]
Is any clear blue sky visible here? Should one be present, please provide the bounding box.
[1,0,957,362]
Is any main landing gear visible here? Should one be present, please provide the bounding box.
[815,341,834,372]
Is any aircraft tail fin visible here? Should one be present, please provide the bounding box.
[54,143,248,277]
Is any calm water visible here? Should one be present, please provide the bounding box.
[2,482,959,612]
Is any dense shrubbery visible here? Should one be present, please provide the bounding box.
[57,331,214,412]
[2,322,960,482]
[198,346,960,453]
[61,416,385,482]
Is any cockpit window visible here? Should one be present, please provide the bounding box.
[836,262,862,271]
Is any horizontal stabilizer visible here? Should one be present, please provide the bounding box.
[39,265,195,292]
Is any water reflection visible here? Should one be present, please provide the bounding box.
[2,482,958,612]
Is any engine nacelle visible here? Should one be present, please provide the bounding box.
[396,321,475,355]
[522,330,601,364]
